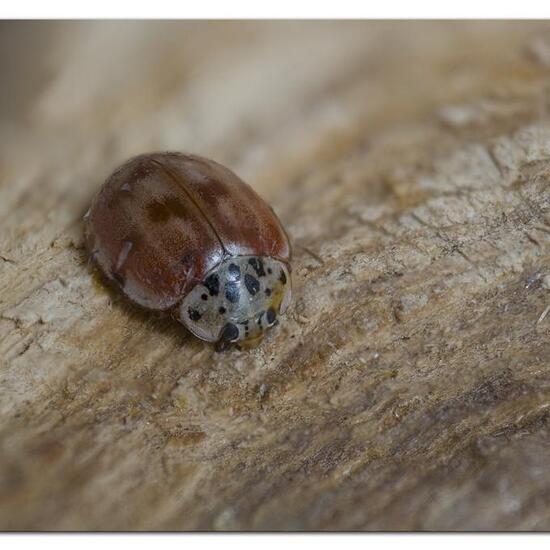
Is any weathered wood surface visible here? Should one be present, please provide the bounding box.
[2,21,550,531]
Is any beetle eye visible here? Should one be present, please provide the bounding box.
[215,322,240,352]
[219,322,239,342]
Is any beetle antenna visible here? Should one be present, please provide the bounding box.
[294,243,324,265]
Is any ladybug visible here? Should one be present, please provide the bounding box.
[85,153,291,351]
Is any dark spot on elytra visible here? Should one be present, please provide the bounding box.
[204,273,220,296]
[201,294,208,301]
[265,288,272,296]
[225,281,240,303]
[266,308,277,325]
[147,199,171,222]
[147,196,187,223]
[227,263,241,281]
[279,269,287,285]
[219,306,226,315]
[248,257,266,277]
[245,273,260,295]
[188,308,201,321]
[267,268,273,274]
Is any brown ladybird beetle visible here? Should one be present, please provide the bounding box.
[85,153,292,351]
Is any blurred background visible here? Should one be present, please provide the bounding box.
[2,20,548,248]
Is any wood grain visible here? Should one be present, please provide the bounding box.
[1,21,550,530]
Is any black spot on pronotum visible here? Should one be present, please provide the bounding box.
[245,273,260,295]
[279,269,287,285]
[267,268,273,274]
[225,281,240,303]
[248,257,266,277]
[165,196,187,218]
[219,306,226,315]
[266,308,277,325]
[201,294,208,301]
[204,273,220,296]
[227,263,241,281]
[188,308,201,321]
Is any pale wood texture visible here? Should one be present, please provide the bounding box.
[2,21,550,531]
